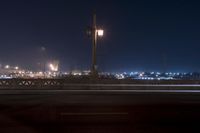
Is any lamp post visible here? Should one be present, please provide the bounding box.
[87,13,104,77]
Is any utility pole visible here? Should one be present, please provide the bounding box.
[87,12,104,77]
[92,13,98,77]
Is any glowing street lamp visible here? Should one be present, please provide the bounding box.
[97,29,104,37]
[87,13,104,77]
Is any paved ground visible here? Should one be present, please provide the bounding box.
[0,84,200,133]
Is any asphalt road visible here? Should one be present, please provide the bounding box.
[0,84,200,133]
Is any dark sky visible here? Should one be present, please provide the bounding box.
[0,0,200,72]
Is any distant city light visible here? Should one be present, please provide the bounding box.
[49,64,54,71]
[151,72,155,74]
[15,66,19,70]
[49,63,58,72]
[72,72,82,76]
[130,72,134,75]
[0,62,199,80]
[115,74,125,79]
[139,73,143,77]
[39,71,43,75]
[5,65,10,69]
[156,72,161,75]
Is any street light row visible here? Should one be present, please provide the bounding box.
[4,63,58,72]
[4,65,19,70]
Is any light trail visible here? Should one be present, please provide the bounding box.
[63,84,200,87]
[0,89,200,95]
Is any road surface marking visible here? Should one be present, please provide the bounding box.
[1,89,200,95]
[64,84,200,87]
[60,112,128,116]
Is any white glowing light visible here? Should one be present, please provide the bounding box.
[5,65,10,69]
[73,72,82,76]
[97,29,104,36]
[49,63,58,72]
[15,66,19,70]
[139,73,143,77]
[151,72,155,74]
[157,72,161,75]
[39,72,43,75]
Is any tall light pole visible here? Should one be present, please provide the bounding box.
[87,13,104,77]
[92,13,97,76]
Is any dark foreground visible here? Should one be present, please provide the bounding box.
[0,89,200,133]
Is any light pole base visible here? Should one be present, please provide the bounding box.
[90,70,98,79]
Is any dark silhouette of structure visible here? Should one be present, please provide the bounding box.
[87,12,104,78]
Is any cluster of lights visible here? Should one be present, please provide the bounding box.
[0,75,12,79]
[165,72,181,76]
[1,63,199,80]
[4,65,19,70]
[49,63,58,72]
[72,72,82,76]
[141,77,154,80]
[115,74,125,79]
[112,71,180,80]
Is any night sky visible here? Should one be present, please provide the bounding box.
[0,0,200,72]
